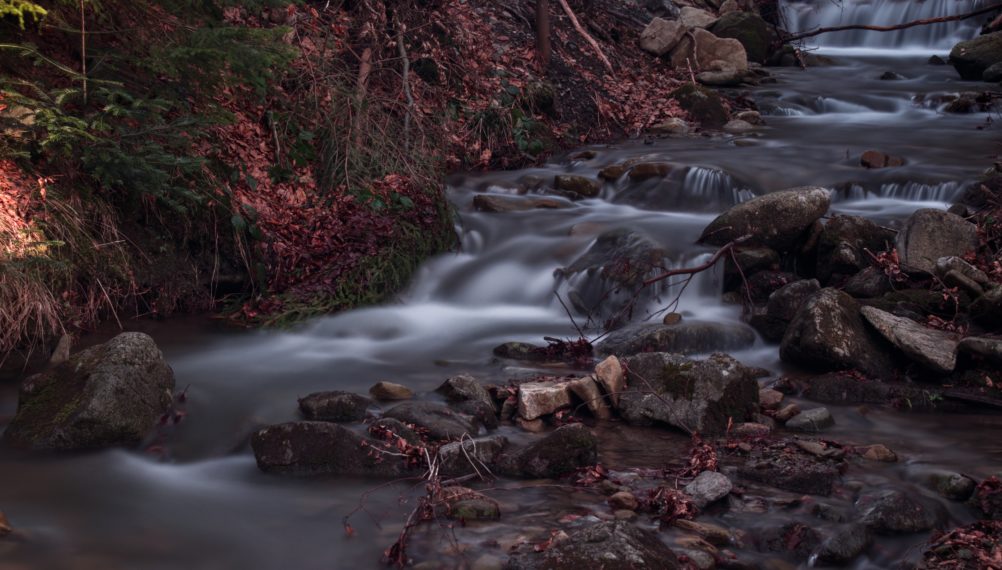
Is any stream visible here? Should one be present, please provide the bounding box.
[2,1,1002,569]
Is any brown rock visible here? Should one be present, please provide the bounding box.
[628,162,672,181]
[566,376,612,419]
[516,417,546,433]
[517,380,572,420]
[609,491,639,511]
[860,444,898,462]
[774,403,801,422]
[860,150,905,169]
[759,388,784,410]
[369,381,414,401]
[594,356,626,407]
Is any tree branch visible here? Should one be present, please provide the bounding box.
[642,235,751,288]
[782,2,1002,43]
[556,0,613,73]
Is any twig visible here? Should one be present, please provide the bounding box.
[643,236,751,288]
[556,0,613,73]
[554,290,587,339]
[782,2,1002,42]
[396,18,415,152]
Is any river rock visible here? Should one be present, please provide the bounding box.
[860,150,905,169]
[383,401,479,440]
[594,356,625,407]
[759,388,784,409]
[816,215,896,283]
[678,6,718,29]
[438,435,508,478]
[958,336,1002,363]
[618,352,760,434]
[725,246,779,288]
[697,69,745,87]
[566,376,612,419]
[698,186,831,251]
[505,521,681,569]
[857,490,942,534]
[984,61,1002,82]
[3,332,175,450]
[816,524,872,566]
[936,256,991,285]
[780,288,896,378]
[596,321,756,358]
[709,11,773,63]
[684,471,733,507]
[473,194,572,213]
[440,487,500,521]
[785,406,834,432]
[860,444,898,462]
[251,421,407,477]
[860,306,959,373]
[436,374,495,411]
[369,381,413,401]
[554,174,601,198]
[492,342,549,362]
[896,209,978,274]
[640,17,685,56]
[738,443,842,495]
[971,287,1002,327]
[949,31,1002,80]
[844,266,893,298]
[517,380,572,421]
[930,472,977,501]
[298,391,374,422]
[497,424,598,479]
[802,372,947,409]
[669,83,729,129]
[649,117,691,135]
[723,119,755,133]
[750,278,822,342]
[670,28,748,73]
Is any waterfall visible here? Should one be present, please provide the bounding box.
[780,0,986,50]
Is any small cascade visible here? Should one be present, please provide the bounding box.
[780,0,985,50]
[833,180,969,203]
[682,167,756,206]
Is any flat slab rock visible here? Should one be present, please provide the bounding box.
[506,521,681,569]
[737,442,844,496]
[252,421,409,477]
[860,306,959,373]
[595,321,756,358]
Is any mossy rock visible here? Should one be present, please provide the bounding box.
[669,83,729,129]
[709,12,774,64]
[950,31,1002,80]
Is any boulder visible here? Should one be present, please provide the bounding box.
[517,380,572,420]
[724,247,779,288]
[436,374,495,411]
[493,341,550,363]
[722,119,755,133]
[668,83,729,129]
[649,117,691,135]
[697,69,745,87]
[780,289,896,378]
[251,421,407,477]
[750,278,821,342]
[618,352,760,435]
[860,306,959,373]
[937,255,990,286]
[738,443,842,495]
[699,186,831,251]
[930,472,977,501]
[857,490,942,534]
[438,435,508,478]
[684,471,733,507]
[816,215,896,283]
[984,61,1002,82]
[439,487,501,522]
[958,336,1002,363]
[709,11,774,63]
[566,376,612,419]
[802,372,948,409]
[949,31,1002,80]
[735,110,764,125]
[383,401,480,440]
[298,391,374,422]
[860,444,898,462]
[815,524,872,566]
[678,6,718,29]
[369,381,414,401]
[971,287,1002,327]
[473,194,573,213]
[896,209,978,274]
[498,424,598,479]
[639,17,686,56]
[759,388,784,409]
[785,406,835,432]
[670,28,748,73]
[595,355,626,407]
[3,332,175,450]
[554,174,601,198]
[595,321,756,357]
[627,162,672,181]
[843,266,893,298]
[506,521,680,569]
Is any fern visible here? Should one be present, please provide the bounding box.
[0,0,47,29]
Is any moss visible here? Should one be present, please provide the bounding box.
[658,361,695,398]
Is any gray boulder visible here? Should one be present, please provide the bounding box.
[684,471,733,507]
[3,332,175,450]
[438,435,508,478]
[298,391,373,422]
[498,424,598,479]
[780,289,896,378]
[639,17,686,56]
[670,28,748,73]
[816,215,896,283]
[709,11,774,63]
[749,278,821,342]
[896,209,978,274]
[816,524,872,565]
[505,521,680,569]
[785,407,835,432]
[383,401,480,440]
[860,306,959,373]
[699,187,831,251]
[436,374,495,411]
[595,321,756,357]
[678,6,718,29]
[618,352,760,434]
[950,31,1002,80]
[857,490,943,534]
[972,287,1002,327]
[251,421,408,477]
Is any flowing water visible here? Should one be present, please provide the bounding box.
[3,2,1002,569]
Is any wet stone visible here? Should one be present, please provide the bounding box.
[298,391,373,422]
[785,407,834,433]
[857,490,942,534]
[738,443,842,496]
[684,471,733,508]
[368,381,414,401]
[383,401,479,441]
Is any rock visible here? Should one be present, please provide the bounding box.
[950,31,1002,80]
[669,83,729,129]
[774,403,800,423]
[750,278,822,342]
[598,164,628,180]
[697,69,745,87]
[649,117,691,135]
[595,321,756,357]
[709,11,774,63]
[493,342,549,362]
[670,28,748,73]
[684,471,733,507]
[943,270,985,297]
[298,391,374,422]
[896,209,978,274]
[723,119,755,133]
[860,150,905,169]
[595,356,625,407]
[930,472,977,500]
[815,215,896,283]
[609,491,639,511]
[383,401,479,440]
[928,54,947,65]
[719,0,742,14]
[843,266,893,299]
[252,421,407,477]
[860,444,898,462]
[760,522,821,559]
[505,521,681,569]
[438,435,508,478]
[880,71,905,80]
[958,336,1002,363]
[440,487,501,521]
[628,162,672,181]
[738,444,842,495]
[802,372,948,409]
[369,418,422,445]
[554,174,601,198]
[698,186,831,251]
[725,247,779,287]
[498,424,598,479]
[3,332,175,450]
[972,287,1002,327]
[973,476,1002,519]
[735,110,764,125]
[473,194,573,213]
[984,61,1002,82]
[785,407,834,432]
[857,490,941,534]
[517,380,572,420]
[436,374,495,411]
[759,388,784,410]
[369,381,414,401]
[678,6,718,29]
[618,352,760,435]
[566,376,612,419]
[815,524,872,565]
[516,417,546,433]
[780,288,896,378]
[639,17,686,56]
[860,306,959,373]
